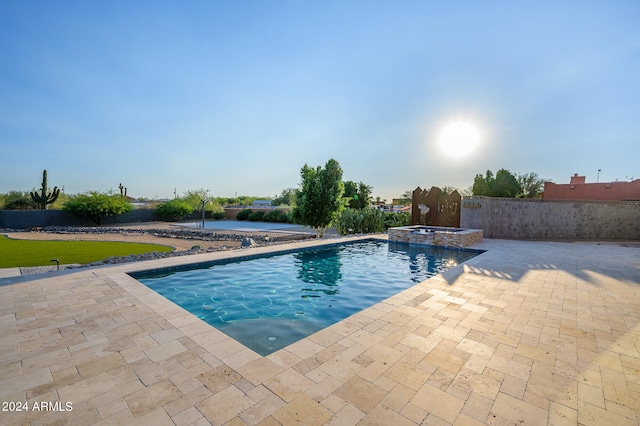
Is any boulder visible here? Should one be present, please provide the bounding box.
[241,237,258,248]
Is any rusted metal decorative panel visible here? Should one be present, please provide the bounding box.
[411,186,461,227]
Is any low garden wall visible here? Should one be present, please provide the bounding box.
[0,209,157,228]
[0,207,292,228]
[461,197,640,239]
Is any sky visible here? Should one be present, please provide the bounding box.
[1,1,639,202]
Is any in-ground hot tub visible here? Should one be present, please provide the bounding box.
[388,225,483,248]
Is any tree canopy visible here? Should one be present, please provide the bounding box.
[155,198,194,221]
[473,169,546,198]
[516,172,546,198]
[291,158,344,237]
[272,188,296,206]
[2,191,36,210]
[473,169,521,198]
[343,180,372,209]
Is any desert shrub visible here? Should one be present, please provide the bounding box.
[155,199,194,221]
[335,208,385,235]
[236,208,252,221]
[263,209,290,223]
[335,208,360,235]
[64,191,133,225]
[248,210,265,221]
[205,202,225,220]
[2,191,36,210]
[360,208,385,233]
[383,211,410,228]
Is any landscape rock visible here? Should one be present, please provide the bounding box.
[241,237,258,248]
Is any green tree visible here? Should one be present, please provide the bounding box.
[182,189,210,210]
[63,191,133,225]
[343,180,373,209]
[493,169,521,197]
[343,181,358,202]
[272,188,296,206]
[2,191,36,210]
[155,199,194,221]
[472,170,495,196]
[472,169,520,197]
[291,158,344,237]
[516,172,546,198]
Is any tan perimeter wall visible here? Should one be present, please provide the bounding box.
[461,197,640,240]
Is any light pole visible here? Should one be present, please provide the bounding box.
[597,169,601,183]
[199,190,210,228]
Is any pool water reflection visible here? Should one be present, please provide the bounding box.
[131,240,482,355]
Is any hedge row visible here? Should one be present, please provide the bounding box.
[236,209,291,223]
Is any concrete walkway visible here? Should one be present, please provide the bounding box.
[0,267,20,279]
[0,237,639,425]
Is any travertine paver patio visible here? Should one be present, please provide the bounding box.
[0,236,639,425]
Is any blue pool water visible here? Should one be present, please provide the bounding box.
[131,240,481,355]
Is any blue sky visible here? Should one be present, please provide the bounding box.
[1,1,638,201]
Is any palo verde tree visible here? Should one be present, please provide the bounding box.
[291,158,344,238]
[155,199,194,221]
[63,191,133,225]
[30,169,60,210]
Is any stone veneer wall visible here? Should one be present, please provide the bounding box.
[388,227,483,248]
[461,197,640,239]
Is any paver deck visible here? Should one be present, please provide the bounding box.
[0,237,639,425]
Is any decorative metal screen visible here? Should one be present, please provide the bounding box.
[411,186,461,227]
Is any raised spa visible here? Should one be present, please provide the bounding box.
[388,225,483,248]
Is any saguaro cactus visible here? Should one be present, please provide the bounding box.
[119,183,127,198]
[30,169,60,210]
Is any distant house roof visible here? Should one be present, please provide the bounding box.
[543,174,640,201]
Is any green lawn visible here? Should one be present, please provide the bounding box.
[0,235,174,268]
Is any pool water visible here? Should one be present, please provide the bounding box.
[131,240,481,355]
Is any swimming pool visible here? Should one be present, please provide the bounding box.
[131,239,482,355]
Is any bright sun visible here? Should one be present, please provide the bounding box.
[437,120,481,158]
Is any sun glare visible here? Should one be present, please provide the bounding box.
[437,120,481,158]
